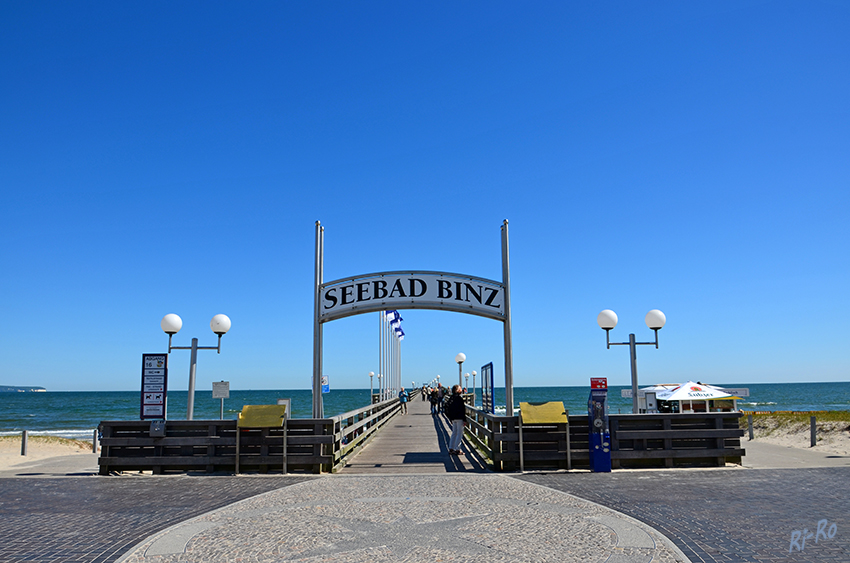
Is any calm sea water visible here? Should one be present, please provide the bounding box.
[1,382,848,440]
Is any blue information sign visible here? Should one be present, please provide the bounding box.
[481,362,495,414]
[141,353,168,420]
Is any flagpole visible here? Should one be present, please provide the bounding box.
[376,312,380,402]
[383,312,387,400]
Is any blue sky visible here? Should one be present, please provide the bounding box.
[1,1,848,392]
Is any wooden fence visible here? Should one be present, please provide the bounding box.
[98,396,403,475]
[465,407,744,471]
[98,391,741,474]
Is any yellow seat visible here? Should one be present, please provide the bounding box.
[519,401,567,424]
[237,404,287,428]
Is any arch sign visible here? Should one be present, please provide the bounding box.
[311,220,514,418]
[320,271,505,322]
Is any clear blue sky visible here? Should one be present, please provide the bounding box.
[2,1,848,392]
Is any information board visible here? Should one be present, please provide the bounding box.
[141,354,168,420]
[481,362,495,414]
[212,381,230,399]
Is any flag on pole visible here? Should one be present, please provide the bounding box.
[395,327,405,340]
[385,310,402,327]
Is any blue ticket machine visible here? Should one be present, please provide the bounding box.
[588,388,612,472]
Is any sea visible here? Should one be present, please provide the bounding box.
[1,382,848,440]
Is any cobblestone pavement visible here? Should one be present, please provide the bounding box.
[117,474,687,563]
[516,467,850,563]
[0,475,312,563]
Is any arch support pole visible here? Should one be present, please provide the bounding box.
[501,219,514,417]
[312,221,324,418]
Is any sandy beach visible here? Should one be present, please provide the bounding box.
[744,416,850,456]
[0,436,96,471]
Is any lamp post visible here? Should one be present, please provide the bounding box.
[597,309,666,414]
[465,372,469,391]
[471,370,477,407]
[161,313,231,421]
[377,373,383,401]
[455,353,466,387]
[369,371,374,403]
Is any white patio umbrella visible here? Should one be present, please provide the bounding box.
[654,381,741,413]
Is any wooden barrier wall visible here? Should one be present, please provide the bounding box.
[465,407,744,471]
[98,391,741,474]
[98,395,405,475]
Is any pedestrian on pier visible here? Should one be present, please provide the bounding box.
[398,387,408,414]
[429,388,439,414]
[446,385,466,455]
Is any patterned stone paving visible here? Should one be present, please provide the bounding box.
[516,467,850,563]
[0,475,312,563]
[116,474,685,563]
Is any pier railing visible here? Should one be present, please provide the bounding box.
[98,395,405,475]
[465,407,744,471]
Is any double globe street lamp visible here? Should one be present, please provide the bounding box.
[161,313,232,420]
[455,353,466,388]
[597,309,666,414]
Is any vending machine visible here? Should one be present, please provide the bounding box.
[588,378,612,472]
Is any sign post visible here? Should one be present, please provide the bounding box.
[212,381,230,420]
[141,354,168,420]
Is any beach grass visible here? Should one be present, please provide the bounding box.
[0,435,92,450]
[740,411,850,439]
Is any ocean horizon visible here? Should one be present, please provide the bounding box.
[2,381,848,440]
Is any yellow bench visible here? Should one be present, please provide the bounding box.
[236,404,288,474]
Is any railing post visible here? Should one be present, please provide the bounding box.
[810,416,817,447]
[747,414,754,440]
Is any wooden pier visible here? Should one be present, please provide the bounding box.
[339,393,486,473]
[99,392,744,475]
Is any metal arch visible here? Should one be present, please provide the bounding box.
[318,299,506,323]
[321,269,502,289]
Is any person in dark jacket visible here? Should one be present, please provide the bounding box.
[445,385,466,455]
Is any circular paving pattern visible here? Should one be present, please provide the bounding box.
[117,474,685,563]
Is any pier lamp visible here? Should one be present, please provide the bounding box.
[369,372,374,402]
[161,313,232,420]
[471,370,477,407]
[455,353,466,387]
[377,373,383,401]
[465,372,469,391]
[597,309,666,414]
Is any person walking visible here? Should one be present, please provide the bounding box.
[445,385,466,455]
[398,387,408,414]
[429,387,439,415]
